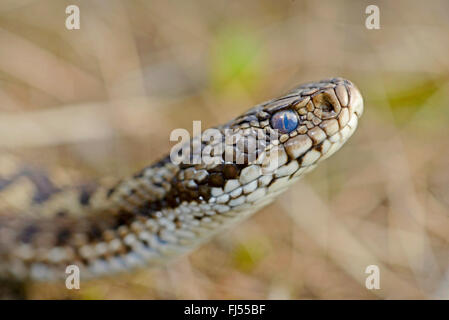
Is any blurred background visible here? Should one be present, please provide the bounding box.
[0,0,448,299]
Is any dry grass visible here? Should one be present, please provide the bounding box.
[0,0,448,299]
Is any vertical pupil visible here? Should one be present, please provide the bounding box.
[283,114,289,130]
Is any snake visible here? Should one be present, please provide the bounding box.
[0,77,363,281]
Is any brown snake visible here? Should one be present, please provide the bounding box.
[0,78,363,281]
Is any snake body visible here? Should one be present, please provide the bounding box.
[0,78,363,280]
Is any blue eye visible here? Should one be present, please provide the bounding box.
[270,110,299,134]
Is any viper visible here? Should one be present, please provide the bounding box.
[0,77,363,281]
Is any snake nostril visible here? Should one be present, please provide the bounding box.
[312,90,341,120]
[321,101,334,113]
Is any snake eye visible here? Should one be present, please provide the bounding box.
[270,110,299,134]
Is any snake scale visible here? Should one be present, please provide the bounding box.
[0,78,363,281]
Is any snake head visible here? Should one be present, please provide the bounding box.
[169,78,363,209]
[227,78,363,174]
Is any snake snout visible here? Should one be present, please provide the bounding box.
[310,79,364,123]
[347,82,364,118]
